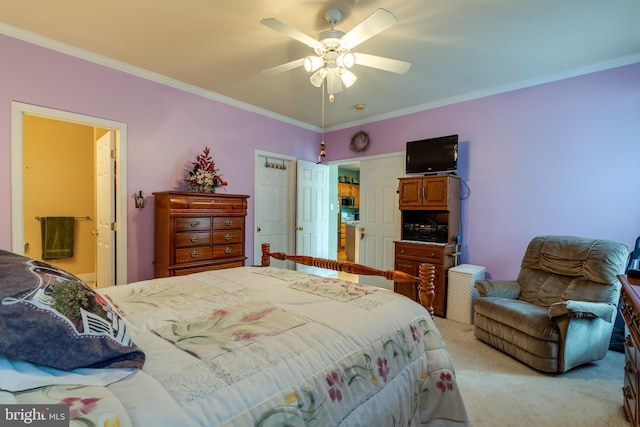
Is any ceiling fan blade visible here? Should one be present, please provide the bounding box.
[260,18,320,49]
[354,53,411,74]
[261,58,305,76]
[340,9,398,49]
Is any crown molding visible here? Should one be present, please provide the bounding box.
[0,23,318,132]
[327,53,640,132]
[3,23,637,135]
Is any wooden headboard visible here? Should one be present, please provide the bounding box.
[260,243,435,317]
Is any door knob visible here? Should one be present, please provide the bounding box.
[91,230,99,236]
[256,227,261,232]
[297,226,304,231]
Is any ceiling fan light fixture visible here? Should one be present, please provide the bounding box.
[326,68,343,96]
[340,69,357,88]
[337,52,355,68]
[310,68,327,87]
[261,8,410,101]
[303,56,324,72]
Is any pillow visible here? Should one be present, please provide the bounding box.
[0,250,144,371]
[0,355,136,392]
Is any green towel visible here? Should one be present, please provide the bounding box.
[41,217,75,260]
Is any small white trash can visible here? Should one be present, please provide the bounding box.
[447,264,486,324]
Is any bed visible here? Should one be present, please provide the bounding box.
[0,245,469,426]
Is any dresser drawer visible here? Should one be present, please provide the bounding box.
[214,217,243,229]
[213,230,243,245]
[176,217,211,231]
[175,232,211,248]
[623,372,637,426]
[175,247,213,263]
[395,243,445,264]
[625,355,638,399]
[626,333,639,369]
[170,197,217,210]
[211,197,246,211]
[212,244,242,259]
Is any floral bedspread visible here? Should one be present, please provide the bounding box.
[99,267,469,426]
[0,385,131,427]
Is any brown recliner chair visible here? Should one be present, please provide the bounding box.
[473,235,628,373]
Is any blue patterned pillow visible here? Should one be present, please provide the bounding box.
[0,250,144,370]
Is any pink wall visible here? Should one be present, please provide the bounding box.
[0,34,317,282]
[2,32,638,282]
[325,63,640,279]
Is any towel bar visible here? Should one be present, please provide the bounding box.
[35,215,91,221]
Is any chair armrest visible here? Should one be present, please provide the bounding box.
[474,280,521,299]
[548,300,616,322]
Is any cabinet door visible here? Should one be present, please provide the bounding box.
[423,177,448,208]
[394,258,418,301]
[398,178,423,208]
[338,183,349,197]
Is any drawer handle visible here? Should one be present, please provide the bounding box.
[187,201,192,208]
[401,249,405,254]
[232,202,236,208]
[224,219,232,226]
[224,246,232,254]
[190,236,199,243]
[190,251,200,258]
[224,233,232,240]
[625,335,635,348]
[190,221,199,228]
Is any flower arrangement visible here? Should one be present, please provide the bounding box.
[186,146,227,193]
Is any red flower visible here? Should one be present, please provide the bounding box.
[61,397,101,419]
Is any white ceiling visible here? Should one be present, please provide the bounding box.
[1,0,639,129]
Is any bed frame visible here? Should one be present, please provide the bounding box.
[260,243,436,316]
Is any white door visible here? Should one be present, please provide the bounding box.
[96,131,115,287]
[254,154,292,269]
[296,159,329,275]
[358,155,404,288]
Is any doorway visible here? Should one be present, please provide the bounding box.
[10,102,128,286]
[336,163,360,262]
[330,152,404,288]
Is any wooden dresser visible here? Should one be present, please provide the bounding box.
[153,191,249,278]
[619,273,640,426]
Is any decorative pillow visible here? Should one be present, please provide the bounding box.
[0,250,144,370]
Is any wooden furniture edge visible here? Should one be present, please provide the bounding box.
[619,274,640,340]
[261,243,435,317]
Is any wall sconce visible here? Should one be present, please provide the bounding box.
[134,191,144,209]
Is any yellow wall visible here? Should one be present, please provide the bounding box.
[23,115,96,277]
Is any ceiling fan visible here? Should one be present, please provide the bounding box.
[261,8,411,101]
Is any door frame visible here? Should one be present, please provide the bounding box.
[10,101,128,285]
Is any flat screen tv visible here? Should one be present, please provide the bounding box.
[405,134,458,174]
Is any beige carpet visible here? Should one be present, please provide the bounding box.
[434,317,628,427]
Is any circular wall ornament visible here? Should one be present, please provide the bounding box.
[349,130,370,153]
